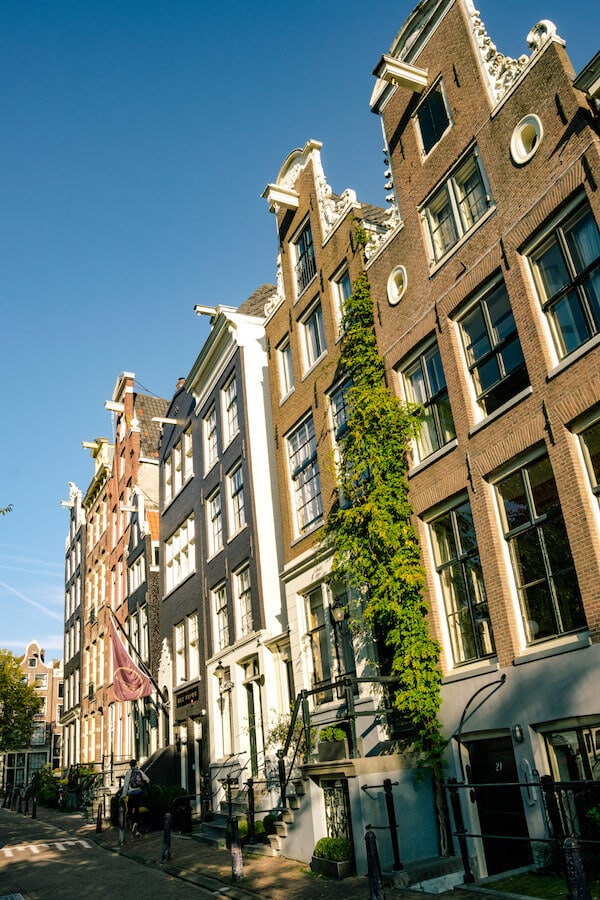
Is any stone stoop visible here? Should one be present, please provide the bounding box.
[391,855,464,893]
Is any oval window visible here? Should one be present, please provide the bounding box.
[510,114,543,166]
[387,265,407,306]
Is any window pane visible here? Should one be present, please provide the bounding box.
[418,84,450,155]
[456,159,487,229]
[551,291,592,353]
[462,305,490,366]
[565,208,600,272]
[528,456,559,518]
[581,421,600,489]
[498,471,530,530]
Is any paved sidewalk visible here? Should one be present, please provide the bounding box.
[4,803,556,900]
[17,805,460,900]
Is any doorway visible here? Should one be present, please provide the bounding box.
[468,736,532,875]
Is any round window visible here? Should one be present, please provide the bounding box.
[387,265,407,306]
[510,114,543,166]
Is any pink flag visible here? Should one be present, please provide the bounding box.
[109,615,152,701]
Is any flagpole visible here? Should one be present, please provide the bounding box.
[110,613,168,705]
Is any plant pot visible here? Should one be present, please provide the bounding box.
[317,739,348,762]
[310,855,355,880]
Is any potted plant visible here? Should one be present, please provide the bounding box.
[311,836,355,879]
[317,725,348,762]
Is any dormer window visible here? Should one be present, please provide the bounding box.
[294,220,317,296]
[415,79,452,156]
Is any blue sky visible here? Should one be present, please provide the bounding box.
[1,1,598,658]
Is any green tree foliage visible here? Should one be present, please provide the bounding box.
[325,270,444,770]
[0,649,42,752]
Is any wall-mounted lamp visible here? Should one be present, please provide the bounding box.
[512,723,525,744]
[214,660,224,684]
[330,601,346,625]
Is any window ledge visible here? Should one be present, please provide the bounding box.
[512,630,591,666]
[547,332,600,382]
[302,352,328,380]
[162,569,196,600]
[408,438,458,478]
[295,274,318,304]
[279,387,295,406]
[468,386,533,437]
[442,658,499,684]
[290,520,324,547]
[227,524,248,543]
[428,206,496,276]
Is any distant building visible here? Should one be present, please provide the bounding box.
[60,482,85,769]
[0,640,63,789]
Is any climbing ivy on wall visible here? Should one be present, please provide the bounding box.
[325,268,444,772]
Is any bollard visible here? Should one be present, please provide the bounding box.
[96,802,103,833]
[24,795,29,817]
[447,778,475,884]
[247,778,256,844]
[383,779,402,871]
[32,797,37,819]
[162,812,171,863]
[118,799,126,846]
[230,816,243,882]
[564,838,592,900]
[365,828,385,900]
[17,792,22,814]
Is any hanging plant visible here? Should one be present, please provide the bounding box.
[324,269,444,774]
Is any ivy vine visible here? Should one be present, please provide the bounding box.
[324,269,444,774]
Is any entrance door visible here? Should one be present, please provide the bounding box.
[468,736,532,875]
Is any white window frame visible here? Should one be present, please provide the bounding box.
[300,300,326,371]
[422,148,493,265]
[277,337,294,400]
[227,462,246,535]
[174,621,186,684]
[204,406,218,471]
[213,583,229,652]
[207,489,223,557]
[164,513,196,594]
[187,612,200,682]
[293,218,317,297]
[399,338,456,464]
[222,375,239,446]
[331,264,352,334]
[286,414,323,536]
[234,564,253,639]
[414,77,453,157]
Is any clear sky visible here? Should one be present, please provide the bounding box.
[1,1,598,658]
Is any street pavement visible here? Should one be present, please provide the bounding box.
[0,803,462,900]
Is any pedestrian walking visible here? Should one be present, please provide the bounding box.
[122,759,149,835]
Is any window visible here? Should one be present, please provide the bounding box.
[528,201,600,358]
[164,514,196,593]
[458,280,529,415]
[416,79,452,155]
[28,657,37,668]
[182,425,193,482]
[306,587,332,704]
[580,418,600,501]
[223,376,239,444]
[423,150,491,263]
[174,622,186,683]
[496,454,586,643]
[207,490,223,556]
[213,584,229,651]
[287,415,323,535]
[187,613,200,682]
[277,338,294,399]
[204,406,218,470]
[235,565,253,638]
[294,220,317,295]
[331,265,352,331]
[429,497,495,665]
[34,673,47,689]
[128,555,146,594]
[402,341,455,461]
[228,463,246,534]
[30,724,46,746]
[545,723,600,781]
[301,302,326,369]
[330,381,351,441]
